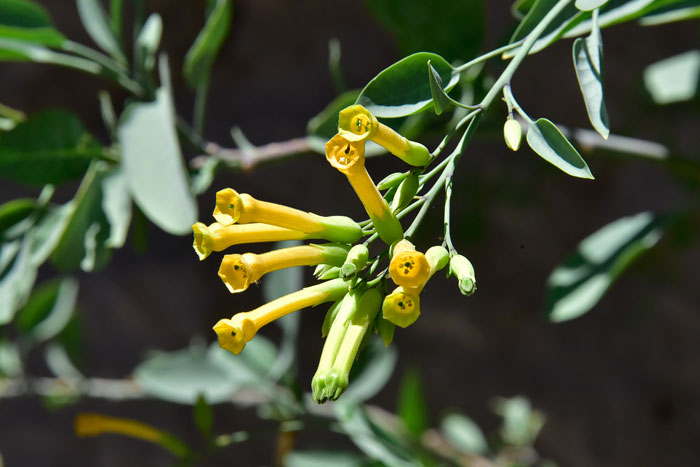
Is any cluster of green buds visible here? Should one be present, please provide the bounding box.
[193,104,477,403]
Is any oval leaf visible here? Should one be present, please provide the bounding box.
[573,31,610,138]
[547,212,670,322]
[76,0,126,64]
[118,84,197,235]
[0,0,65,46]
[0,110,102,185]
[356,52,458,118]
[183,0,232,88]
[526,118,593,179]
[643,50,700,105]
[441,413,489,455]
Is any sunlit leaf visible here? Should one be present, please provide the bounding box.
[76,0,126,64]
[526,118,594,179]
[572,23,610,138]
[441,413,489,454]
[575,0,609,11]
[356,52,457,118]
[640,1,700,25]
[547,211,670,322]
[643,50,700,105]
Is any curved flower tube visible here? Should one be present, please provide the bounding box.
[382,286,421,328]
[192,222,311,260]
[213,278,348,355]
[218,243,350,293]
[325,134,403,244]
[337,105,430,166]
[389,239,431,289]
[213,188,362,244]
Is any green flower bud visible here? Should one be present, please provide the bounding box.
[377,171,409,191]
[449,255,476,296]
[340,244,370,281]
[425,246,449,274]
[316,266,341,280]
[503,118,523,151]
[391,173,419,213]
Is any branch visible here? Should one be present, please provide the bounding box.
[190,137,314,171]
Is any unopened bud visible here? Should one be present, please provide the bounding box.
[503,118,523,151]
[340,244,369,281]
[449,255,476,296]
[391,173,419,213]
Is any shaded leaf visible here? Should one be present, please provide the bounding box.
[207,338,278,387]
[0,339,21,376]
[572,26,610,138]
[0,37,100,70]
[441,413,489,454]
[76,0,126,64]
[193,394,214,438]
[118,71,197,235]
[356,52,457,118]
[427,61,450,115]
[547,211,670,322]
[0,240,36,324]
[643,50,700,105]
[183,0,232,88]
[526,118,593,179]
[396,368,429,437]
[16,277,78,342]
[511,0,537,19]
[134,344,238,404]
[362,0,483,62]
[0,110,103,185]
[0,198,35,235]
[0,0,65,46]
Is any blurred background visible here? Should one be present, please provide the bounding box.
[1,1,699,466]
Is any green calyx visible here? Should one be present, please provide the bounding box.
[340,244,369,281]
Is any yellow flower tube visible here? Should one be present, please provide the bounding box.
[213,188,362,244]
[337,105,430,166]
[388,239,431,289]
[192,222,310,260]
[218,243,350,293]
[325,134,403,244]
[213,278,348,355]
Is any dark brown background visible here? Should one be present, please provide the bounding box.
[1,1,699,466]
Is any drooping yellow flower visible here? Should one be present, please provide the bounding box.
[382,286,420,328]
[337,104,431,166]
[192,222,309,260]
[213,278,348,354]
[212,188,362,243]
[325,134,403,244]
[389,239,431,289]
[218,243,350,293]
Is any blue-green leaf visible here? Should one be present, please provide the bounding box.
[572,24,610,138]
[76,0,126,64]
[118,63,197,235]
[0,110,103,185]
[16,277,78,342]
[441,413,489,454]
[547,212,670,322]
[356,52,458,118]
[526,118,593,179]
[286,451,366,467]
[343,336,397,403]
[506,0,582,58]
[575,0,610,11]
[183,0,232,88]
[0,0,65,46]
[640,1,700,25]
[643,50,700,105]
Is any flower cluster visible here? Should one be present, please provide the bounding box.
[194,104,476,403]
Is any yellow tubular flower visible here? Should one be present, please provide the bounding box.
[325,134,403,244]
[382,286,420,328]
[213,278,348,354]
[218,243,350,293]
[389,239,431,289]
[338,105,430,166]
[212,188,362,244]
[192,222,310,260]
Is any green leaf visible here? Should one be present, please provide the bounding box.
[506,0,582,58]
[427,61,450,115]
[307,90,360,140]
[0,339,21,376]
[0,109,103,185]
[511,0,537,19]
[0,198,35,235]
[342,336,397,402]
[134,344,238,404]
[51,163,113,272]
[526,118,593,179]
[118,69,197,235]
[356,52,458,118]
[207,338,278,387]
[101,166,131,249]
[0,240,36,324]
[643,50,700,105]
[493,396,545,447]
[134,13,162,74]
[572,27,610,138]
[441,413,489,454]
[286,451,367,467]
[563,0,676,39]
[193,394,214,438]
[335,402,419,467]
[76,0,126,64]
[575,0,610,10]
[183,0,232,88]
[0,0,65,46]
[0,37,97,69]
[16,277,78,342]
[396,368,429,437]
[640,1,700,25]
[362,0,483,62]
[547,211,670,322]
